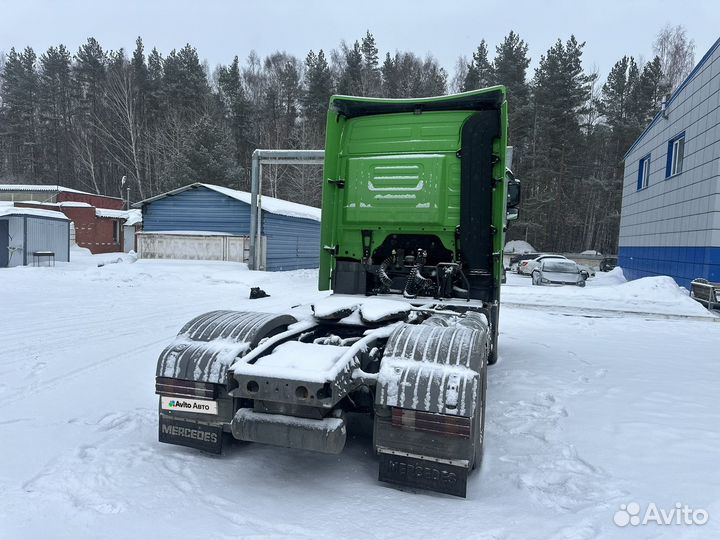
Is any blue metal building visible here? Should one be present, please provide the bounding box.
[134,183,321,271]
[619,38,720,288]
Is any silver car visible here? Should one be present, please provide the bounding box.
[531,260,586,287]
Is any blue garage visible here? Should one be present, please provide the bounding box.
[133,183,320,271]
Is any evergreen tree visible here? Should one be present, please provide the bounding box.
[462,40,494,91]
[217,55,251,167]
[303,49,333,145]
[0,47,39,178]
[38,44,73,183]
[526,36,595,250]
[381,52,400,97]
[163,44,209,115]
[180,115,238,186]
[360,31,381,96]
[634,56,668,119]
[493,31,531,150]
[337,41,363,95]
[72,37,108,193]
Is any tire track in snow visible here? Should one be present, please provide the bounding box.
[0,333,175,406]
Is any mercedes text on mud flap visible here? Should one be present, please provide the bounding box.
[154,87,520,497]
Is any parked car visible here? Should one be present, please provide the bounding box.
[532,260,587,287]
[508,252,541,272]
[576,263,596,279]
[600,256,618,272]
[518,254,568,275]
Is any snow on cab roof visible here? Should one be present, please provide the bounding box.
[0,206,70,220]
[133,183,321,222]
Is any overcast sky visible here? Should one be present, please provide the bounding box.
[1,0,717,82]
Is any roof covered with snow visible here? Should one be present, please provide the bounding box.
[0,184,94,195]
[95,208,142,225]
[0,184,123,201]
[0,206,70,221]
[133,183,321,222]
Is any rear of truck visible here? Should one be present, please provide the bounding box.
[154,87,513,497]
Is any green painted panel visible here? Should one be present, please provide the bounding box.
[319,87,508,292]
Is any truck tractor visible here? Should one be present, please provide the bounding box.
[155,86,520,497]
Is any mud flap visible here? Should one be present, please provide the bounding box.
[378,448,469,498]
[159,415,223,454]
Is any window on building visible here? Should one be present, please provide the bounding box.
[666,132,685,177]
[113,220,120,243]
[637,154,650,190]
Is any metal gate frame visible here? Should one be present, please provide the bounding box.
[248,149,324,270]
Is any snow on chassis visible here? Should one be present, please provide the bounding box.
[155,87,519,497]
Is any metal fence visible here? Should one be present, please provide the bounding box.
[137,233,265,266]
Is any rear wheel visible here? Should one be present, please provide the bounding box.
[487,306,499,365]
[472,358,487,470]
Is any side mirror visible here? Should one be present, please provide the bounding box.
[507,178,521,208]
[506,207,519,222]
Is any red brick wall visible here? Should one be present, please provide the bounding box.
[57,192,124,210]
[16,202,123,254]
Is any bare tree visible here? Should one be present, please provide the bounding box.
[95,66,146,199]
[450,55,469,94]
[653,24,695,92]
[72,131,101,195]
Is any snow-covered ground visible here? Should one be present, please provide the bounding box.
[1,253,719,539]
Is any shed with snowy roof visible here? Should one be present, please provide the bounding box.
[0,205,70,267]
[132,183,320,271]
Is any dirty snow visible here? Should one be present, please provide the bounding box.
[1,258,719,539]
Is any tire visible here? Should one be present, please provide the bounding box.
[578,280,586,288]
[472,356,488,470]
[531,272,540,285]
[486,307,499,366]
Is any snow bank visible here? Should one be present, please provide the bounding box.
[503,270,714,317]
[505,240,536,253]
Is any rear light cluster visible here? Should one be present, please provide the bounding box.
[391,408,471,439]
[155,377,216,399]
